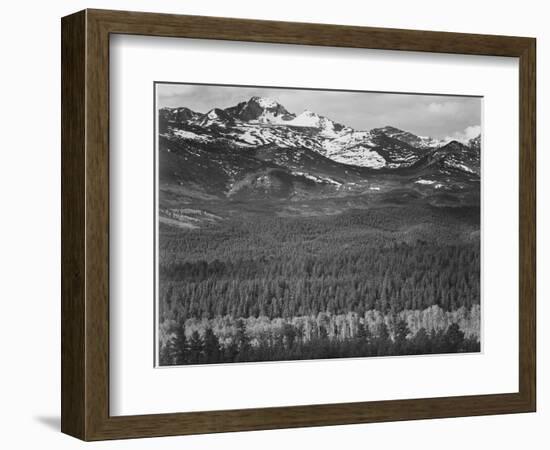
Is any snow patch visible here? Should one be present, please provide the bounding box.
[286,110,321,127]
[323,131,374,155]
[415,179,436,185]
[329,146,386,169]
[293,171,342,186]
[449,163,475,174]
[172,129,209,141]
[253,97,279,109]
[238,130,263,145]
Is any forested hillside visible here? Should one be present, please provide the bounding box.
[157,94,481,365]
[158,204,480,365]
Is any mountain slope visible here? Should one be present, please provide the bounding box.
[158,96,481,204]
[159,97,479,172]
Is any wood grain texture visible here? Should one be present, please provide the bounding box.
[85,9,111,439]
[61,8,536,441]
[61,10,86,439]
[518,38,536,410]
[88,8,532,56]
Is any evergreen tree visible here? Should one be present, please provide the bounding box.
[159,338,176,366]
[394,320,410,353]
[172,320,189,365]
[443,323,465,352]
[411,327,430,353]
[235,319,251,358]
[356,321,367,340]
[203,327,221,363]
[282,323,297,350]
[188,330,204,363]
[375,322,391,356]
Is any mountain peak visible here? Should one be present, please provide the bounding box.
[249,96,281,109]
[197,108,233,127]
[440,140,468,151]
[224,97,292,122]
[372,125,407,136]
[372,126,441,149]
[288,110,326,128]
[158,106,201,124]
[378,125,403,133]
[206,108,220,119]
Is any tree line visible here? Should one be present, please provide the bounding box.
[160,317,480,366]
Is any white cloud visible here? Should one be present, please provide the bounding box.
[427,102,461,115]
[444,125,481,144]
[157,83,482,139]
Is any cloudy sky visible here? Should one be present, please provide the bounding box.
[157,83,482,141]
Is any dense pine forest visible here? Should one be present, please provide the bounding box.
[158,204,480,365]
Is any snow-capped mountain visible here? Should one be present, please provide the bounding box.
[219,97,350,133]
[224,96,294,123]
[159,106,201,124]
[159,96,460,170]
[371,126,444,149]
[159,96,480,201]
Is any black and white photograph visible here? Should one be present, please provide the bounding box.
[156,83,482,366]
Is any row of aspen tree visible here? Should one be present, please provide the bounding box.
[159,305,480,365]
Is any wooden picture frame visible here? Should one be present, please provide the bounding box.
[61,8,536,441]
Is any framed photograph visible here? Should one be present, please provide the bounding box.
[61,9,536,440]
